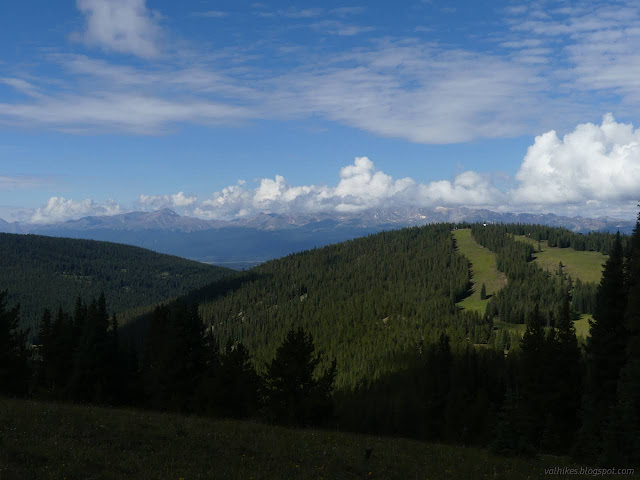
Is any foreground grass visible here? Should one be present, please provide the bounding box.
[0,397,606,480]
[514,236,607,284]
[453,229,507,315]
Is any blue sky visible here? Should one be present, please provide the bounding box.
[1,0,640,222]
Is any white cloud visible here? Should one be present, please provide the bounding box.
[22,116,640,223]
[268,43,549,143]
[139,191,197,210]
[192,10,227,18]
[74,0,161,58]
[31,197,122,223]
[194,157,503,220]
[186,117,640,220]
[0,175,48,189]
[512,114,640,206]
[0,92,253,134]
[0,78,43,99]
[309,20,375,36]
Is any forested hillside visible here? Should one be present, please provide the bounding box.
[195,224,490,388]
[0,233,232,331]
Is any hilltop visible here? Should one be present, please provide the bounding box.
[1,207,633,265]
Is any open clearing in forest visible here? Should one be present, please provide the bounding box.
[514,235,607,284]
[574,314,592,339]
[453,229,507,315]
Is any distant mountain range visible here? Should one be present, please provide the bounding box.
[0,207,634,267]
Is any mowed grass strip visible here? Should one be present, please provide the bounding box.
[515,236,607,284]
[453,229,507,314]
[0,397,599,480]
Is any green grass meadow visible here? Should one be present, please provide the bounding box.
[514,236,607,284]
[574,314,593,339]
[0,397,613,480]
[455,231,598,339]
[453,229,507,314]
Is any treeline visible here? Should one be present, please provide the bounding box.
[0,233,231,332]
[0,295,336,427]
[461,223,624,254]
[473,224,567,325]
[472,224,599,324]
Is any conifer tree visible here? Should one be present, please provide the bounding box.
[601,212,640,465]
[519,304,548,446]
[0,291,30,396]
[215,342,261,418]
[543,293,582,452]
[264,328,336,426]
[480,283,487,300]
[575,232,628,459]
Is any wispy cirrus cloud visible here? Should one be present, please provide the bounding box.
[191,10,228,18]
[0,175,51,189]
[1,0,640,147]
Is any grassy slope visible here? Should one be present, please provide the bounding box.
[512,236,606,338]
[453,229,507,315]
[0,397,597,480]
[574,314,592,339]
[514,236,607,284]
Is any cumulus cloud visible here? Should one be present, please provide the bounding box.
[512,114,640,206]
[30,197,122,224]
[74,0,162,58]
[194,157,502,220]
[21,115,640,224]
[139,191,197,210]
[187,116,640,220]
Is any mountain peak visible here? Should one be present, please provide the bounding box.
[156,208,178,217]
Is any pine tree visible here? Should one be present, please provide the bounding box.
[601,212,640,466]
[0,291,30,396]
[480,283,487,300]
[217,342,261,418]
[519,304,548,447]
[490,389,533,455]
[142,301,206,412]
[264,328,336,426]
[543,293,582,453]
[575,232,628,460]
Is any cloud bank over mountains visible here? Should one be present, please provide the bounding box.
[19,115,640,224]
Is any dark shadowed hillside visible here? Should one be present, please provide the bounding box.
[0,233,233,332]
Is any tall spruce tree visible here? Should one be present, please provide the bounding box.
[542,293,583,453]
[601,212,640,466]
[142,301,206,412]
[0,291,30,396]
[216,342,261,418]
[575,232,628,460]
[264,328,337,426]
[519,304,548,447]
